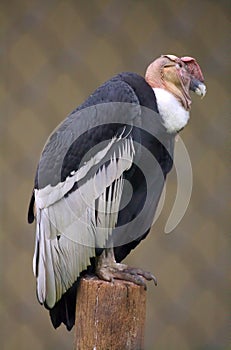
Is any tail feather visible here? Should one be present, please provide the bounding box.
[49,280,79,331]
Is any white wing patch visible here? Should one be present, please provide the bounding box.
[35,136,118,209]
[33,136,135,308]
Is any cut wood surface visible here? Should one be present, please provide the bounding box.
[74,276,146,350]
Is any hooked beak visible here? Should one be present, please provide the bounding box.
[190,78,207,98]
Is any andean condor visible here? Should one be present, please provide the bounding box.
[28,54,206,330]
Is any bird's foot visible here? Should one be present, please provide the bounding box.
[96,261,157,289]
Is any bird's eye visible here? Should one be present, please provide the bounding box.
[176,62,182,69]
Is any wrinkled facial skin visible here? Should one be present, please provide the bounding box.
[163,54,206,98]
[163,57,191,93]
[181,56,204,82]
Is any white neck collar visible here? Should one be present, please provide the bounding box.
[153,88,190,133]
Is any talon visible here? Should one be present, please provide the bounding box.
[152,274,158,286]
[96,248,157,289]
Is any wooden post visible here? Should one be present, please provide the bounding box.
[74,276,146,350]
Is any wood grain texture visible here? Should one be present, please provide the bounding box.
[74,276,146,350]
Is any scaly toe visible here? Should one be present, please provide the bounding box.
[123,267,157,286]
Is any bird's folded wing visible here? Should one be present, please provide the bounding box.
[34,133,135,308]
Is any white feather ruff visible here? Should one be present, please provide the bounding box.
[33,135,135,307]
[153,88,190,133]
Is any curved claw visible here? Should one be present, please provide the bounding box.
[150,274,158,286]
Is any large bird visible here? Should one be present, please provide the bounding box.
[28,54,206,330]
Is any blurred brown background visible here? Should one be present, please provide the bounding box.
[0,1,230,349]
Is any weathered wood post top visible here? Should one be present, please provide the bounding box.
[74,276,146,350]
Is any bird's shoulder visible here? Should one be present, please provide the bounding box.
[34,73,152,188]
